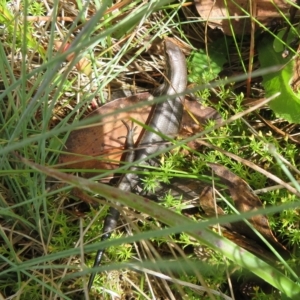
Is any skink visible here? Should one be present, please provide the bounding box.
[117,39,187,192]
[87,39,187,290]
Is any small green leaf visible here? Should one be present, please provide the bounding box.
[258,34,300,123]
[273,29,297,53]
[188,38,228,83]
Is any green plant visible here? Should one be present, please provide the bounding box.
[2,0,300,299]
[258,30,300,123]
[27,1,46,16]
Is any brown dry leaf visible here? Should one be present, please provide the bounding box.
[59,95,221,174]
[59,92,152,172]
[221,229,281,263]
[207,163,289,257]
[194,0,291,35]
[199,186,225,217]
[54,41,92,76]
[181,96,222,135]
[199,186,282,262]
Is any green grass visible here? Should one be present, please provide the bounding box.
[1,0,300,299]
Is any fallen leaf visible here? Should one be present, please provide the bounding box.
[54,41,92,76]
[199,186,285,262]
[205,163,290,257]
[59,95,221,174]
[195,0,291,35]
[199,186,226,217]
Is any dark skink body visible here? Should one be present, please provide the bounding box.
[88,40,187,290]
[118,39,187,192]
[139,39,187,156]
